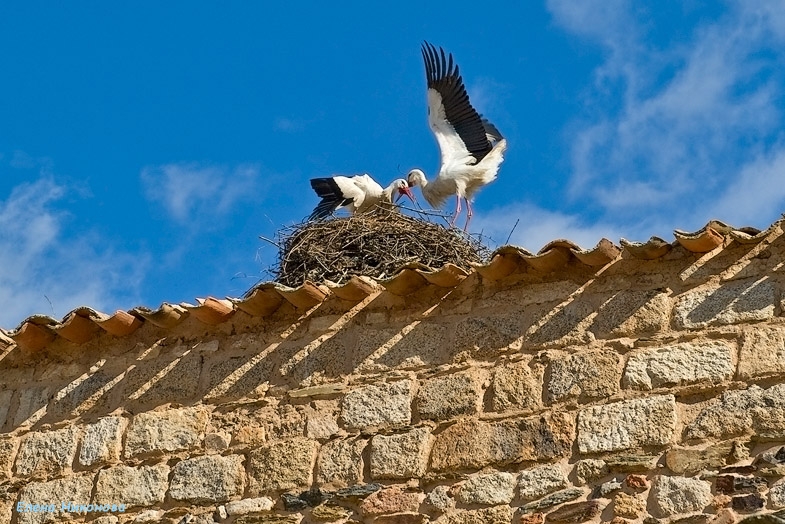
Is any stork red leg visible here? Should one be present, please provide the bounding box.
[463,198,473,232]
[450,194,462,228]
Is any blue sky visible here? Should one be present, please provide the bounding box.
[2,1,785,328]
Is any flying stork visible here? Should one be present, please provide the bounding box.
[308,174,415,221]
[407,42,507,231]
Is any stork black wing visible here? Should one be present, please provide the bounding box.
[422,42,493,161]
[308,178,353,221]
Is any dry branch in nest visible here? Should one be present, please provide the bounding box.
[273,209,490,287]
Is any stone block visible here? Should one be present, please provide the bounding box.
[360,487,424,516]
[574,459,608,486]
[123,350,202,404]
[577,395,676,453]
[490,360,541,412]
[433,506,514,524]
[170,454,246,503]
[48,371,113,419]
[650,475,712,517]
[770,479,785,508]
[520,487,584,512]
[235,515,302,524]
[739,326,785,379]
[0,390,13,430]
[124,406,208,457]
[518,464,569,500]
[614,492,645,519]
[316,437,367,488]
[685,384,785,441]
[425,485,453,511]
[341,380,412,430]
[15,426,79,478]
[623,341,734,390]
[457,471,516,505]
[430,413,573,471]
[591,289,671,338]
[79,416,126,466]
[94,464,169,507]
[547,350,620,402]
[225,497,275,515]
[248,437,317,493]
[370,427,432,479]
[205,354,273,401]
[665,441,737,475]
[674,278,776,329]
[545,500,602,523]
[0,437,18,480]
[14,386,51,426]
[17,475,94,524]
[416,373,479,420]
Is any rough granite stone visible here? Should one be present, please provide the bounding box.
[15,426,79,478]
[490,360,541,412]
[14,386,50,426]
[124,407,208,457]
[370,427,432,479]
[591,289,671,338]
[316,437,367,488]
[235,515,302,524]
[0,438,17,480]
[623,341,734,390]
[248,437,317,493]
[433,506,514,524]
[685,384,785,441]
[94,464,170,507]
[457,472,516,505]
[311,504,351,521]
[430,413,573,471]
[225,497,275,515]
[547,350,621,402]
[650,475,712,517]
[674,278,776,329]
[518,464,569,500]
[416,373,479,420]
[170,454,246,503]
[577,395,676,453]
[575,459,608,486]
[79,416,126,466]
[739,326,785,379]
[521,488,584,512]
[425,486,454,511]
[546,500,603,523]
[17,475,94,524]
[360,487,424,516]
[341,380,412,430]
[771,479,785,508]
[615,492,646,519]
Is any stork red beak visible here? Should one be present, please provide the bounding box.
[396,186,416,204]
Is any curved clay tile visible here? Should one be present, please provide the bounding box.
[571,238,621,267]
[325,276,379,302]
[620,237,673,260]
[729,226,769,244]
[92,310,144,337]
[132,303,189,329]
[417,263,469,287]
[674,226,725,253]
[470,251,521,281]
[233,284,285,316]
[184,297,236,325]
[11,322,55,351]
[55,310,101,344]
[275,281,329,309]
[523,240,576,272]
[377,268,428,296]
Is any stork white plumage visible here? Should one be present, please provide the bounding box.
[308,174,415,221]
[407,42,507,231]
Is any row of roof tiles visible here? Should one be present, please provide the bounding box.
[1,219,779,352]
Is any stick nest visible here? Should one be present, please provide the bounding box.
[273,209,490,287]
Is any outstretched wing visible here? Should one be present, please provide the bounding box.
[422,42,495,165]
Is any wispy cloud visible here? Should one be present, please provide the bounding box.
[0,176,147,328]
[547,0,785,229]
[140,162,261,223]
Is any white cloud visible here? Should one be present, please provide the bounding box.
[547,0,785,229]
[472,202,623,252]
[141,162,261,223]
[0,177,147,328]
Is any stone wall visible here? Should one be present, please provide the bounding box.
[3,229,785,523]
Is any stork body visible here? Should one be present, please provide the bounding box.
[407,42,507,230]
[308,174,413,221]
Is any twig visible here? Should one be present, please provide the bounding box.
[505,219,520,245]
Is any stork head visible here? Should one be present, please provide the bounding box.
[406,168,427,188]
[390,178,416,204]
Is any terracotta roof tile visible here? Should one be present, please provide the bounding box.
[2,217,780,352]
